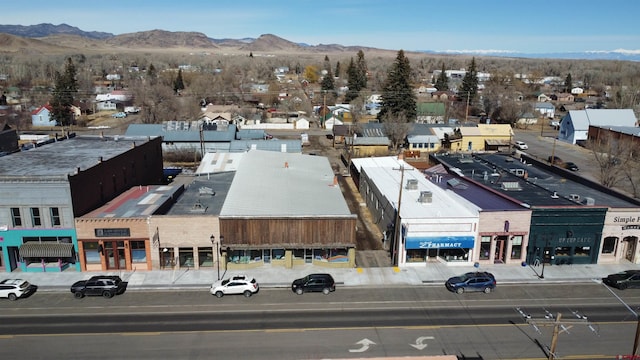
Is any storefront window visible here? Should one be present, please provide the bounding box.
[292,249,305,260]
[574,246,591,257]
[511,236,523,259]
[406,249,426,263]
[130,241,146,263]
[263,249,271,263]
[250,250,262,263]
[440,248,469,262]
[272,249,285,260]
[602,237,617,254]
[84,241,101,264]
[305,249,313,263]
[179,247,194,267]
[555,247,571,257]
[480,236,491,260]
[328,248,349,263]
[198,247,213,267]
[161,248,175,268]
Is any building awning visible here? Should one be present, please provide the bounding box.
[19,243,74,258]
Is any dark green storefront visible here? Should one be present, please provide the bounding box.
[527,207,607,265]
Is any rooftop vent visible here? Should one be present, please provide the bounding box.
[405,179,418,190]
[583,197,595,205]
[189,200,207,213]
[551,191,559,199]
[569,194,580,201]
[418,191,433,203]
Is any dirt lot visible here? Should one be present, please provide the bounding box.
[304,134,385,254]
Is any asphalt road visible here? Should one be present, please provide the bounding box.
[2,284,640,359]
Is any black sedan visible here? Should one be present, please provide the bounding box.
[602,270,640,290]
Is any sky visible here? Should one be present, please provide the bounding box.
[2,0,640,54]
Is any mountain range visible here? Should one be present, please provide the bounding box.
[0,23,638,61]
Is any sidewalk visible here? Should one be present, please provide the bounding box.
[11,262,637,291]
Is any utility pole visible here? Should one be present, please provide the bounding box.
[391,163,412,266]
[516,308,598,360]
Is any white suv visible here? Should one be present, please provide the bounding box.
[0,279,36,301]
[514,141,528,150]
[210,276,259,298]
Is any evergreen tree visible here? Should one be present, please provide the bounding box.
[379,50,416,121]
[173,69,185,94]
[434,62,449,91]
[564,73,573,93]
[344,58,359,103]
[344,51,368,103]
[50,57,78,127]
[334,61,341,78]
[323,55,331,71]
[320,67,335,94]
[458,57,479,108]
[356,50,368,89]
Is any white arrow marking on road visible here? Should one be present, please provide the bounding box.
[410,336,435,350]
[348,338,376,353]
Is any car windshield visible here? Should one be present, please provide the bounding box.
[221,279,230,285]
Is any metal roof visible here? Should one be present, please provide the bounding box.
[82,185,183,218]
[220,150,351,217]
[166,172,235,216]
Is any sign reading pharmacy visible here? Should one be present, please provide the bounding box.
[405,236,475,249]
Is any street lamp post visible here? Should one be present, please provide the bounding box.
[210,235,220,281]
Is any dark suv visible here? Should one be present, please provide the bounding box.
[70,275,127,298]
[602,270,640,290]
[291,273,335,295]
[445,272,496,294]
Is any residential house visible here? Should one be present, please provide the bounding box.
[431,91,456,102]
[555,93,575,102]
[558,109,638,144]
[537,94,552,102]
[534,102,556,119]
[31,105,56,127]
[416,102,446,124]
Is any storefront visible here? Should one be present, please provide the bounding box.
[527,208,607,266]
[600,209,640,264]
[404,235,475,264]
[75,220,152,271]
[0,228,81,273]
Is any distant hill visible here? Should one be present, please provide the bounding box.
[0,23,113,39]
[0,23,637,60]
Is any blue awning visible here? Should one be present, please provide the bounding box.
[405,236,475,250]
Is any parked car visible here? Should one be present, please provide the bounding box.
[514,141,528,150]
[111,112,127,118]
[291,273,335,295]
[445,272,496,294]
[563,162,579,171]
[602,270,640,290]
[550,120,560,128]
[70,275,127,298]
[0,279,37,301]
[210,276,259,298]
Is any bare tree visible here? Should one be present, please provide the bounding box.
[381,111,411,153]
[587,133,632,188]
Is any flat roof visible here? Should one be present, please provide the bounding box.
[353,156,479,219]
[434,152,638,208]
[167,172,235,216]
[221,150,352,217]
[0,134,156,178]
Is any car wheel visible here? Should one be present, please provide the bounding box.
[74,291,84,299]
[295,288,304,295]
[215,291,224,298]
[243,290,253,297]
[322,288,330,295]
[619,283,628,290]
[483,287,492,294]
[102,291,113,298]
[7,293,17,301]
[456,287,464,294]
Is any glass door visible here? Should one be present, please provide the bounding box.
[105,241,126,269]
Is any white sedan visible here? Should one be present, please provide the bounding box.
[514,141,528,150]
